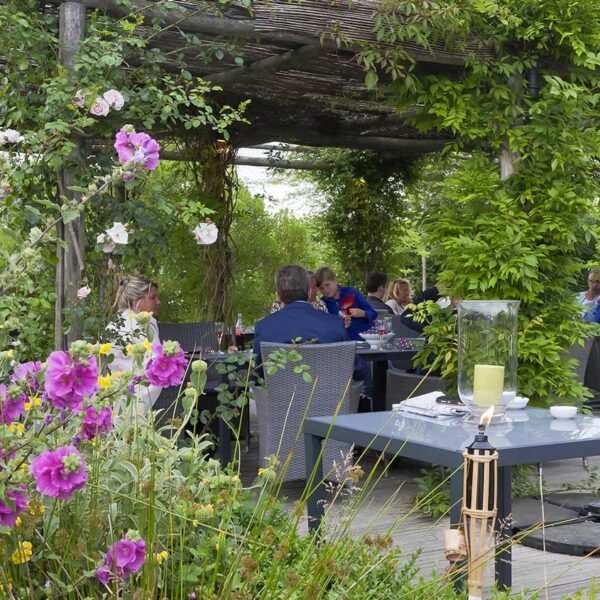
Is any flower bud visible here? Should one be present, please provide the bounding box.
[191,360,208,373]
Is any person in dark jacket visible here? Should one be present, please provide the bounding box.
[365,271,393,314]
[253,265,350,369]
[400,286,443,333]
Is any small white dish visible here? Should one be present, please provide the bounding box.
[550,406,577,420]
[507,396,529,410]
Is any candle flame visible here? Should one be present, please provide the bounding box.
[479,406,495,428]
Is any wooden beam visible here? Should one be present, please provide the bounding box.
[241,128,451,153]
[156,150,333,170]
[57,0,86,349]
[79,0,254,37]
[206,43,336,84]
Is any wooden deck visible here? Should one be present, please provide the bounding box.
[238,412,600,599]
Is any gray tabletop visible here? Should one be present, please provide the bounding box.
[304,408,600,467]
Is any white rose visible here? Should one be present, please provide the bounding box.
[73,89,88,109]
[106,222,129,245]
[192,222,218,245]
[77,285,91,299]
[89,97,110,117]
[0,129,24,145]
[103,89,125,111]
[96,232,115,253]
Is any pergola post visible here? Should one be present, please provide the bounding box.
[56,1,86,349]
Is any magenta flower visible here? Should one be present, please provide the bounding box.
[0,384,26,425]
[96,536,146,583]
[44,351,99,412]
[0,485,27,526]
[114,127,160,171]
[145,343,187,387]
[11,361,42,391]
[81,406,112,440]
[30,446,87,500]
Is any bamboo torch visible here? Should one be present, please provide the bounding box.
[462,406,498,600]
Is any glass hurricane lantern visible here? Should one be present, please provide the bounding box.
[457,300,519,424]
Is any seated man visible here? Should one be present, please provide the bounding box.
[366,271,393,314]
[253,265,350,370]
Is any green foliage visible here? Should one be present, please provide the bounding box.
[301,149,418,286]
[359,0,600,405]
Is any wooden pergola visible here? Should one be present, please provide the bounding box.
[67,0,494,157]
[54,0,494,345]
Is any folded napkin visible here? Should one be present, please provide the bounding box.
[392,391,468,418]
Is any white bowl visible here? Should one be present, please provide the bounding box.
[550,406,577,420]
[359,332,394,348]
[507,396,529,410]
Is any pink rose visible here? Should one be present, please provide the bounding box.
[90,97,110,117]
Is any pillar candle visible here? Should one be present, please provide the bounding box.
[473,364,504,406]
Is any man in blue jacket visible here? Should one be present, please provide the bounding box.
[252,265,350,370]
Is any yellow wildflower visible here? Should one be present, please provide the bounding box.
[11,541,33,564]
[5,350,13,358]
[192,519,200,528]
[14,517,21,527]
[27,501,45,517]
[258,468,266,476]
[155,550,169,565]
[99,343,112,355]
[30,397,41,407]
[142,339,152,353]
[24,402,31,411]
[7,423,24,436]
[126,344,134,356]
[98,375,112,388]
[232,475,240,484]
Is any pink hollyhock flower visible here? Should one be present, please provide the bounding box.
[90,96,110,117]
[44,351,99,412]
[0,384,27,425]
[30,446,87,500]
[145,342,187,387]
[103,89,124,111]
[81,406,112,440]
[114,127,160,172]
[11,360,42,391]
[97,536,146,583]
[0,485,27,526]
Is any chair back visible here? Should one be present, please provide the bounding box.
[563,337,595,385]
[256,341,357,481]
[391,315,419,338]
[158,321,219,352]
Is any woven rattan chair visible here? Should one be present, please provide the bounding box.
[158,321,219,353]
[385,368,447,411]
[254,341,357,482]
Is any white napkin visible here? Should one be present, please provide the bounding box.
[392,391,468,418]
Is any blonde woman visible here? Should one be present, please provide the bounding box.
[108,276,162,414]
[384,278,413,315]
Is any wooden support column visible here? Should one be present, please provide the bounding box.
[56,0,86,349]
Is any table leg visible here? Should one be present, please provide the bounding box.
[372,360,388,412]
[449,468,463,528]
[304,432,325,534]
[496,465,512,589]
[218,417,231,468]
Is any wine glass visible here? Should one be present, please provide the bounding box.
[215,321,224,351]
[376,319,386,347]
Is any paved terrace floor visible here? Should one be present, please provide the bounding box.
[238,405,600,599]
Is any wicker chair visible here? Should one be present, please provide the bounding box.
[385,368,447,411]
[254,341,357,482]
[158,321,219,353]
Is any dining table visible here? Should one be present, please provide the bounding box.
[356,344,417,411]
